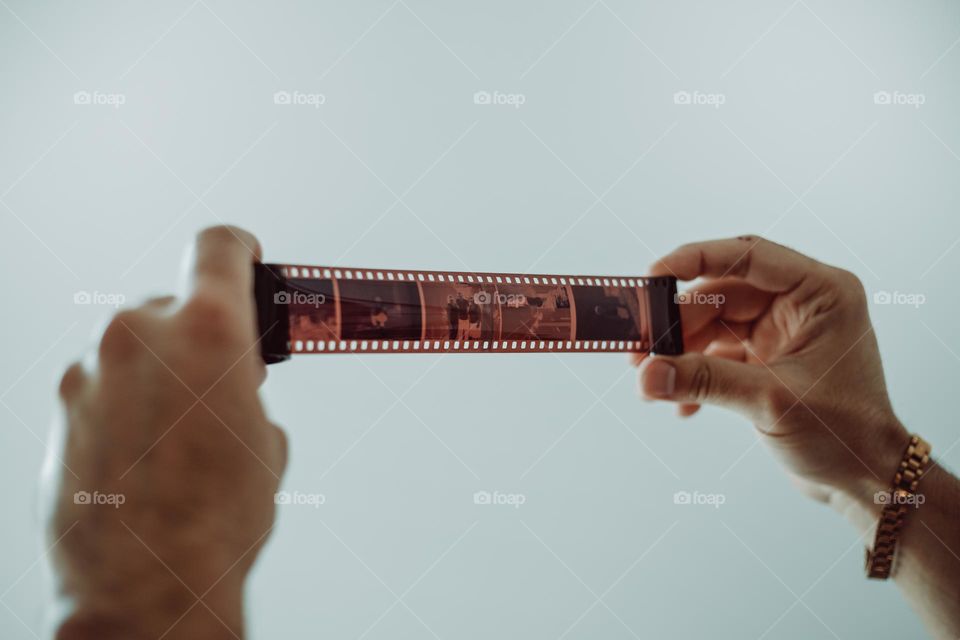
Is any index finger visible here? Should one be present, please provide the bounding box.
[187,225,262,298]
[649,235,822,292]
[675,279,773,337]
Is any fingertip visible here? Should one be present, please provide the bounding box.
[649,248,699,280]
[58,361,89,401]
[186,225,263,302]
[638,356,677,399]
[677,403,701,418]
[648,257,674,277]
[198,225,262,261]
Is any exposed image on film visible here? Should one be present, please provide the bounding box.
[572,285,644,342]
[338,280,422,340]
[421,281,497,342]
[285,277,338,342]
[496,283,572,341]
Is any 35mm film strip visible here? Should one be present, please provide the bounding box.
[253,263,683,363]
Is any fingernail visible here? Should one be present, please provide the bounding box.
[643,360,676,398]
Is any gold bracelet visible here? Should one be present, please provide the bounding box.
[865,434,931,580]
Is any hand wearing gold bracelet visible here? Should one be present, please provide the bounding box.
[636,235,960,639]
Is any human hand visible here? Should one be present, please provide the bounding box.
[635,235,910,509]
[44,226,286,639]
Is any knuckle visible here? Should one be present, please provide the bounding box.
[99,310,149,362]
[735,233,764,245]
[835,267,865,290]
[58,362,87,399]
[689,358,713,403]
[182,290,233,323]
[732,251,753,279]
[272,423,289,476]
[727,234,766,278]
[179,291,244,345]
[142,294,176,309]
[832,268,867,302]
[762,385,795,420]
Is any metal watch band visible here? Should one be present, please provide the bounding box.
[865,434,932,580]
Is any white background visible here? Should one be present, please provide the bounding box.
[2,1,959,638]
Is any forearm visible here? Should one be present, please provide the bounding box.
[54,606,243,640]
[836,460,960,639]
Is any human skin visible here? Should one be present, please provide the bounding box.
[43,229,959,638]
[636,235,960,639]
[43,226,286,639]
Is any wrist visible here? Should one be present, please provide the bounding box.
[54,607,244,640]
[824,418,912,533]
[843,419,913,513]
[51,572,245,640]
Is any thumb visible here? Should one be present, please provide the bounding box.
[638,353,777,421]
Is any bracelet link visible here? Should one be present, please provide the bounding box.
[865,435,931,580]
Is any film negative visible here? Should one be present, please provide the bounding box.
[253,263,683,363]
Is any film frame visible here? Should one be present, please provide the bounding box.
[254,263,683,363]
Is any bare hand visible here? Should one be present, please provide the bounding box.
[44,226,286,639]
[636,235,909,507]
